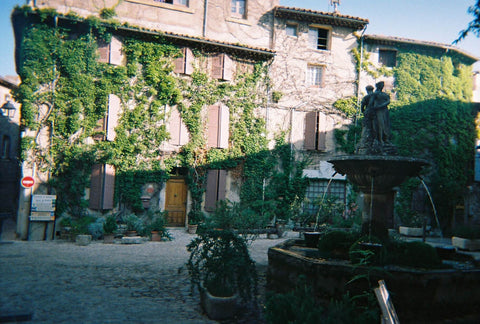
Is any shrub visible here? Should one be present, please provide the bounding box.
[317,231,360,259]
[349,236,386,266]
[103,214,117,234]
[452,225,480,239]
[387,241,441,269]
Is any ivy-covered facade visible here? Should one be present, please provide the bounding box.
[9,1,479,240]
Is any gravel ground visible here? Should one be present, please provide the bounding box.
[0,228,296,323]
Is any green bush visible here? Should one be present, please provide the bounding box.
[349,236,386,266]
[452,225,480,239]
[103,214,117,234]
[317,231,360,259]
[387,241,441,269]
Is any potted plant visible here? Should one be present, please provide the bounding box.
[398,211,424,237]
[72,215,95,246]
[187,210,204,234]
[103,214,117,243]
[186,229,258,320]
[124,214,143,237]
[149,211,171,241]
[452,225,480,251]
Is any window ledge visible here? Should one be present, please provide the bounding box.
[226,17,252,26]
[125,0,195,14]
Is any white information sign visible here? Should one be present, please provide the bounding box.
[30,195,56,221]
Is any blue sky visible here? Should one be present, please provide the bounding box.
[1,0,479,76]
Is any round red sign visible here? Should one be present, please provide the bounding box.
[21,176,35,188]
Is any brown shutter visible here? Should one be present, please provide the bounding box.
[304,111,317,150]
[218,105,229,148]
[217,170,227,202]
[204,169,218,212]
[106,94,121,141]
[222,54,233,81]
[185,47,194,75]
[109,35,124,66]
[102,164,115,209]
[98,40,110,63]
[211,54,224,79]
[93,117,106,141]
[89,164,103,209]
[207,104,219,147]
[174,48,186,74]
[317,112,327,151]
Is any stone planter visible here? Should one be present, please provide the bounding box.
[200,286,238,320]
[75,234,92,246]
[304,232,321,248]
[187,224,198,234]
[452,236,480,251]
[399,226,423,237]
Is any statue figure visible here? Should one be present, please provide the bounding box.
[360,85,376,144]
[370,81,391,145]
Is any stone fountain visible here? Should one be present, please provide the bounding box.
[329,81,428,240]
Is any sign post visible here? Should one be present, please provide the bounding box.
[30,195,56,221]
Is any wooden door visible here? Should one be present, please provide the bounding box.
[165,178,187,226]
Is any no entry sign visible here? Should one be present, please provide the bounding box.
[21,176,35,188]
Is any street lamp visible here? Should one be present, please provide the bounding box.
[1,100,16,118]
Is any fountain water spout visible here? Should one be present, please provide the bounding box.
[418,176,443,238]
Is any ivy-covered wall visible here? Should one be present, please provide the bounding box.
[13,7,309,225]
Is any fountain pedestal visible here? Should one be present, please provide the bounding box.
[329,155,428,240]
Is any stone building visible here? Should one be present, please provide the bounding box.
[11,0,480,239]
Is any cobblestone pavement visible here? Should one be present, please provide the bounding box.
[0,229,295,323]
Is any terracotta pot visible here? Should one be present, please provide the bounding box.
[103,233,115,244]
[187,224,198,234]
[151,231,162,242]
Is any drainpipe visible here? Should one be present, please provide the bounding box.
[202,0,208,37]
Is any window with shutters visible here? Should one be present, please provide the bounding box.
[286,23,298,37]
[204,169,227,212]
[207,104,229,149]
[168,106,189,146]
[308,27,330,50]
[106,94,121,141]
[97,35,124,66]
[174,47,194,75]
[304,111,327,151]
[378,49,397,67]
[89,164,115,210]
[211,53,234,81]
[306,65,325,87]
[231,0,246,19]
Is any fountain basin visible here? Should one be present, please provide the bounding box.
[267,239,480,322]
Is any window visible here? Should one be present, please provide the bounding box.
[379,49,397,67]
[168,106,189,146]
[89,164,115,210]
[304,111,327,151]
[97,35,124,66]
[231,0,246,19]
[174,47,194,75]
[286,24,297,37]
[308,27,329,50]
[207,104,229,149]
[302,179,346,216]
[211,53,234,81]
[204,169,227,212]
[306,65,325,87]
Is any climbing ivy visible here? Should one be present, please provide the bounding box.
[14,6,308,222]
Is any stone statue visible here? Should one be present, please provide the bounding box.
[357,81,396,155]
[370,81,391,145]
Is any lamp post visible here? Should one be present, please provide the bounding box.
[1,100,16,118]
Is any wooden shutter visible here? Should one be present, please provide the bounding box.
[211,54,224,79]
[304,111,317,150]
[98,40,110,63]
[102,164,115,209]
[89,164,115,210]
[174,48,186,74]
[218,105,229,148]
[169,107,189,146]
[109,35,124,66]
[106,94,121,141]
[204,169,227,212]
[185,47,194,75]
[222,54,233,81]
[207,104,220,147]
[317,112,327,151]
[89,164,103,209]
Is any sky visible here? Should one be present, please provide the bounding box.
[0,0,479,77]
